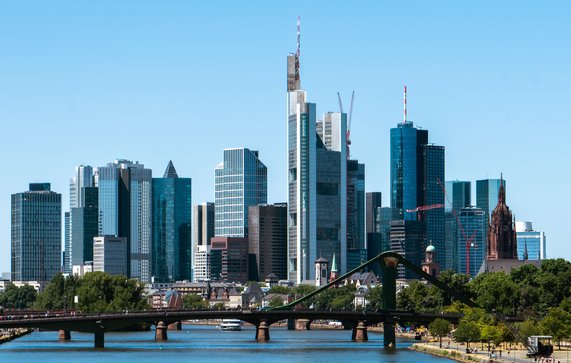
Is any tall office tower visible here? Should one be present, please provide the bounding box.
[346,159,366,270]
[248,204,287,281]
[214,148,267,238]
[367,207,402,276]
[11,183,61,282]
[70,187,98,267]
[210,237,249,283]
[93,235,128,276]
[390,88,445,270]
[152,161,192,283]
[286,21,348,282]
[366,192,382,234]
[389,220,425,279]
[421,145,445,268]
[515,221,546,260]
[476,178,506,218]
[65,165,94,273]
[457,207,487,277]
[487,177,517,260]
[193,202,214,282]
[444,180,471,272]
[94,160,152,282]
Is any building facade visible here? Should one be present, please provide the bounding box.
[476,178,506,218]
[487,177,517,260]
[444,180,471,272]
[193,245,210,282]
[457,207,487,277]
[248,204,287,281]
[152,161,192,283]
[515,221,546,260]
[11,183,61,282]
[94,159,152,282]
[70,186,98,267]
[210,237,249,283]
[388,220,425,279]
[93,235,128,275]
[214,148,267,238]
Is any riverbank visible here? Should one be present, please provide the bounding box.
[410,343,502,363]
[0,328,32,344]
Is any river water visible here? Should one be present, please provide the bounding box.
[0,325,454,362]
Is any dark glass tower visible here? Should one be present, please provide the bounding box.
[70,187,99,267]
[152,161,192,282]
[422,145,445,270]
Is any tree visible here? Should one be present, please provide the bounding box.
[435,270,473,305]
[365,286,382,311]
[268,296,284,308]
[453,321,481,350]
[470,272,519,315]
[480,324,502,348]
[540,307,571,349]
[397,280,443,313]
[291,284,317,308]
[314,285,356,311]
[428,318,451,348]
[182,294,208,310]
[268,285,290,295]
[0,283,37,309]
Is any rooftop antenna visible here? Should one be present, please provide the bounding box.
[295,16,300,83]
[403,85,407,124]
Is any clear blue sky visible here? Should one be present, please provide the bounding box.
[1,1,569,272]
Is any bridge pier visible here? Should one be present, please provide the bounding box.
[155,321,168,342]
[255,320,270,342]
[287,318,296,330]
[382,255,398,348]
[58,329,71,340]
[94,332,104,348]
[295,319,311,330]
[351,321,368,342]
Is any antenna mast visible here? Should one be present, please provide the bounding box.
[403,85,407,124]
[295,16,300,83]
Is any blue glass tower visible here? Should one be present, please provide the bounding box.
[152,161,192,282]
[476,178,506,218]
[457,207,487,277]
[215,148,267,238]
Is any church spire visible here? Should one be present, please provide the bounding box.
[498,173,506,204]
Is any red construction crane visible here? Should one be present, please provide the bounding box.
[405,204,445,220]
[436,178,479,277]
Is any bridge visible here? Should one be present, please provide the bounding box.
[0,251,474,348]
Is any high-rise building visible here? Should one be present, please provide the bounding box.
[515,221,546,261]
[63,212,71,274]
[193,202,215,248]
[193,245,210,282]
[248,204,287,281]
[444,180,471,272]
[388,220,425,279]
[487,176,517,260]
[366,192,382,234]
[11,183,61,282]
[152,161,192,283]
[457,207,487,277]
[94,159,152,282]
[70,187,98,267]
[346,160,366,270]
[214,148,267,238]
[422,144,445,268]
[390,89,445,270]
[93,235,128,276]
[210,237,249,283]
[476,178,506,218]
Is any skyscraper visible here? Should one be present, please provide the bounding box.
[444,180,471,272]
[389,220,425,279]
[346,159,365,270]
[476,178,506,218]
[515,221,546,260]
[214,148,267,238]
[11,183,61,282]
[94,159,152,282]
[248,204,287,280]
[193,202,215,248]
[422,144,445,269]
[457,207,486,277]
[70,186,98,268]
[152,161,192,282]
[445,180,471,212]
[366,192,382,235]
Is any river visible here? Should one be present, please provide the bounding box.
[0,324,454,362]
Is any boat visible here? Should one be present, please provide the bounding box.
[220,319,242,331]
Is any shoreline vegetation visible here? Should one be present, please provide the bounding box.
[0,328,32,344]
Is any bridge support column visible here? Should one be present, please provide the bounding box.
[352,321,368,342]
[94,332,104,348]
[255,320,270,342]
[155,321,168,342]
[287,318,296,330]
[382,256,399,348]
[58,329,71,340]
[295,319,311,330]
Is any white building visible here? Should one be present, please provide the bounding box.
[193,245,210,282]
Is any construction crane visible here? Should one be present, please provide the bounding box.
[405,204,445,221]
[436,178,479,277]
[337,91,355,159]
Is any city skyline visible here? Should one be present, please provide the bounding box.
[1,2,570,272]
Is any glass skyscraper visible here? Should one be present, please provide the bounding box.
[444,180,471,272]
[152,161,192,283]
[95,160,152,283]
[214,148,267,238]
[422,144,445,269]
[11,183,62,282]
[70,187,98,267]
[457,207,487,277]
[476,178,506,218]
[515,221,546,260]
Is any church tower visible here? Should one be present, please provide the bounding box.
[486,175,517,260]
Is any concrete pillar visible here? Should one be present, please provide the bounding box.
[155,321,168,342]
[287,318,296,330]
[94,332,104,348]
[295,319,311,330]
[255,321,270,342]
[382,256,398,348]
[352,321,368,342]
[58,330,71,340]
